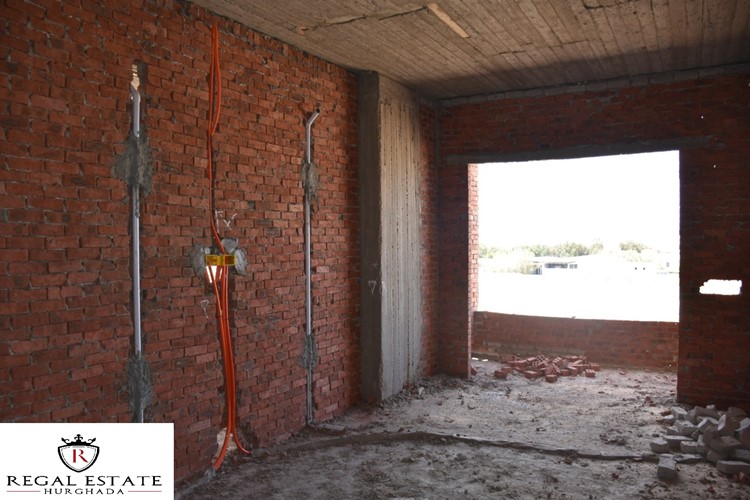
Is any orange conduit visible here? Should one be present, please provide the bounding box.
[206,20,251,471]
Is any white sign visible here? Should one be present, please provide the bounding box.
[0,423,173,499]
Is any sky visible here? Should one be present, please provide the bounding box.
[477,151,680,252]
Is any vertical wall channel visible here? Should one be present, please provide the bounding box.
[359,73,423,401]
[303,109,320,424]
[114,62,153,423]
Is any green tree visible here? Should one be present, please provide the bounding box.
[620,240,647,253]
[525,241,603,257]
[479,244,500,258]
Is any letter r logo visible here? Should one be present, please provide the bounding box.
[72,449,88,463]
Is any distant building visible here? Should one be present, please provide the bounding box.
[531,257,578,275]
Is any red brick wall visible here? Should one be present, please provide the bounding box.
[419,101,439,376]
[438,71,750,409]
[436,162,470,376]
[0,0,359,486]
[473,312,678,370]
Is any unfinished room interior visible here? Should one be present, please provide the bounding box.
[1,0,749,497]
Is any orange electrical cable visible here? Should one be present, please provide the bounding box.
[206,21,250,471]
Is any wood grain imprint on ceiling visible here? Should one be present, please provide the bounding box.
[297,2,471,40]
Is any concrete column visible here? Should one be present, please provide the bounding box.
[359,72,423,402]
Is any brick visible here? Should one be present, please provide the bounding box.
[664,435,693,451]
[717,413,742,437]
[703,423,719,443]
[657,455,678,480]
[685,408,699,424]
[650,438,670,453]
[671,406,688,421]
[709,436,743,454]
[716,461,750,476]
[672,453,703,464]
[661,415,676,426]
[697,417,718,433]
[736,418,750,448]
[696,406,721,420]
[706,449,729,464]
[731,449,750,463]
[674,420,697,437]
[545,374,558,383]
[695,435,709,454]
[679,440,701,454]
[493,370,507,380]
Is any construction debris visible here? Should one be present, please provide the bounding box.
[650,404,750,483]
[497,355,601,383]
[657,454,678,480]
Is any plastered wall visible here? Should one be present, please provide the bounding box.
[359,73,427,401]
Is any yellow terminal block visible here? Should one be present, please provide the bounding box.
[205,254,236,267]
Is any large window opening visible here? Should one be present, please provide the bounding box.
[477,151,680,322]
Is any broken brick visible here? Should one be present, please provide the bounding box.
[671,406,688,421]
[496,353,601,383]
[680,440,700,454]
[736,418,750,448]
[674,420,698,437]
[718,413,743,437]
[663,435,693,451]
[731,448,750,463]
[709,436,743,454]
[717,461,750,476]
[650,438,670,453]
[657,455,678,480]
[707,449,729,463]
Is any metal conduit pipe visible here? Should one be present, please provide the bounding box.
[304,108,320,425]
[129,82,144,423]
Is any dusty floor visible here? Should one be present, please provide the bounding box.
[183,361,750,499]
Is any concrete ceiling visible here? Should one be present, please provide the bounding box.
[192,0,750,99]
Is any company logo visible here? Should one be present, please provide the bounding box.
[1,423,173,499]
[58,434,100,473]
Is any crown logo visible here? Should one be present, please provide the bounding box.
[58,433,99,472]
[61,434,96,446]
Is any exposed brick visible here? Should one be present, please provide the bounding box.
[473,313,678,370]
[0,0,367,488]
[440,72,750,411]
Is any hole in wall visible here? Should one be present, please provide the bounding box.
[131,63,141,89]
[477,150,680,321]
[699,279,742,296]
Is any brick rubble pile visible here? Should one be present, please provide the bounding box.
[651,405,750,483]
[494,355,600,383]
